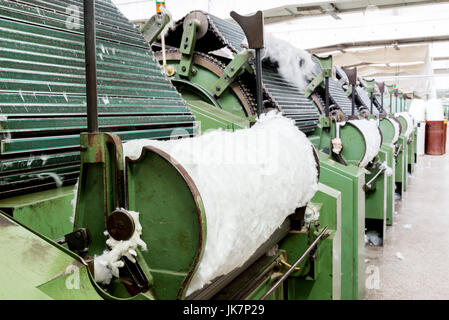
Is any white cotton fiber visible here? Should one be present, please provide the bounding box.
[304,203,320,225]
[408,99,426,122]
[94,210,147,285]
[380,161,393,177]
[347,119,382,168]
[366,230,382,246]
[395,112,415,137]
[395,252,405,260]
[262,34,318,91]
[123,111,318,295]
[426,99,445,121]
[70,181,78,223]
[36,172,63,187]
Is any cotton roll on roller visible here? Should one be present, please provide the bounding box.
[395,112,415,137]
[347,119,382,168]
[409,99,426,122]
[387,118,400,145]
[123,111,319,295]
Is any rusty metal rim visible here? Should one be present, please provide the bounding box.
[125,145,205,299]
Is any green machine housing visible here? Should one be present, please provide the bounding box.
[0,1,342,300]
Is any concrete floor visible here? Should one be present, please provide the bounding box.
[364,144,449,299]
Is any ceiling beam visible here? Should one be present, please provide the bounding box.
[433,56,449,61]
[264,0,449,24]
[308,35,449,54]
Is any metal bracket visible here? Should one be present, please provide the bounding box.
[213,51,253,97]
[56,228,92,257]
[304,72,324,98]
[305,54,332,98]
[364,78,375,94]
[344,84,353,97]
[178,21,198,78]
[141,13,170,45]
[319,115,330,128]
[178,12,209,78]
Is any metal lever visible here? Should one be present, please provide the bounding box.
[377,81,385,113]
[364,167,386,192]
[260,226,329,300]
[342,67,357,116]
[230,10,264,116]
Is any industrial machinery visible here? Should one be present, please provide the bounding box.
[0,0,343,301]
[150,9,348,300]
[336,69,406,228]
[151,9,418,299]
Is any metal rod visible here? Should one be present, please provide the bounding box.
[83,0,99,133]
[260,226,329,300]
[255,48,264,116]
[351,84,355,116]
[381,92,384,112]
[390,94,393,113]
[395,96,398,114]
[394,144,402,158]
[324,77,330,117]
[365,168,385,190]
[370,93,374,114]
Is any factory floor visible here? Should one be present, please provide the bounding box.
[364,142,449,299]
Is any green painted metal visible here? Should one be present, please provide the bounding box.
[380,144,395,226]
[213,51,252,97]
[126,146,207,299]
[408,128,417,174]
[378,118,398,226]
[314,55,333,78]
[2,127,193,154]
[363,79,375,94]
[0,186,74,240]
[282,183,341,300]
[379,118,396,145]
[305,73,324,98]
[396,114,412,191]
[214,250,286,300]
[365,150,387,238]
[0,209,153,300]
[395,136,407,194]
[304,55,332,98]
[141,13,171,45]
[0,211,99,299]
[178,20,198,77]
[312,120,367,166]
[0,0,195,196]
[1,115,194,133]
[166,60,247,118]
[74,133,124,256]
[316,151,365,300]
[187,100,249,132]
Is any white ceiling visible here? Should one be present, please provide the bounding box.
[112,0,449,101]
